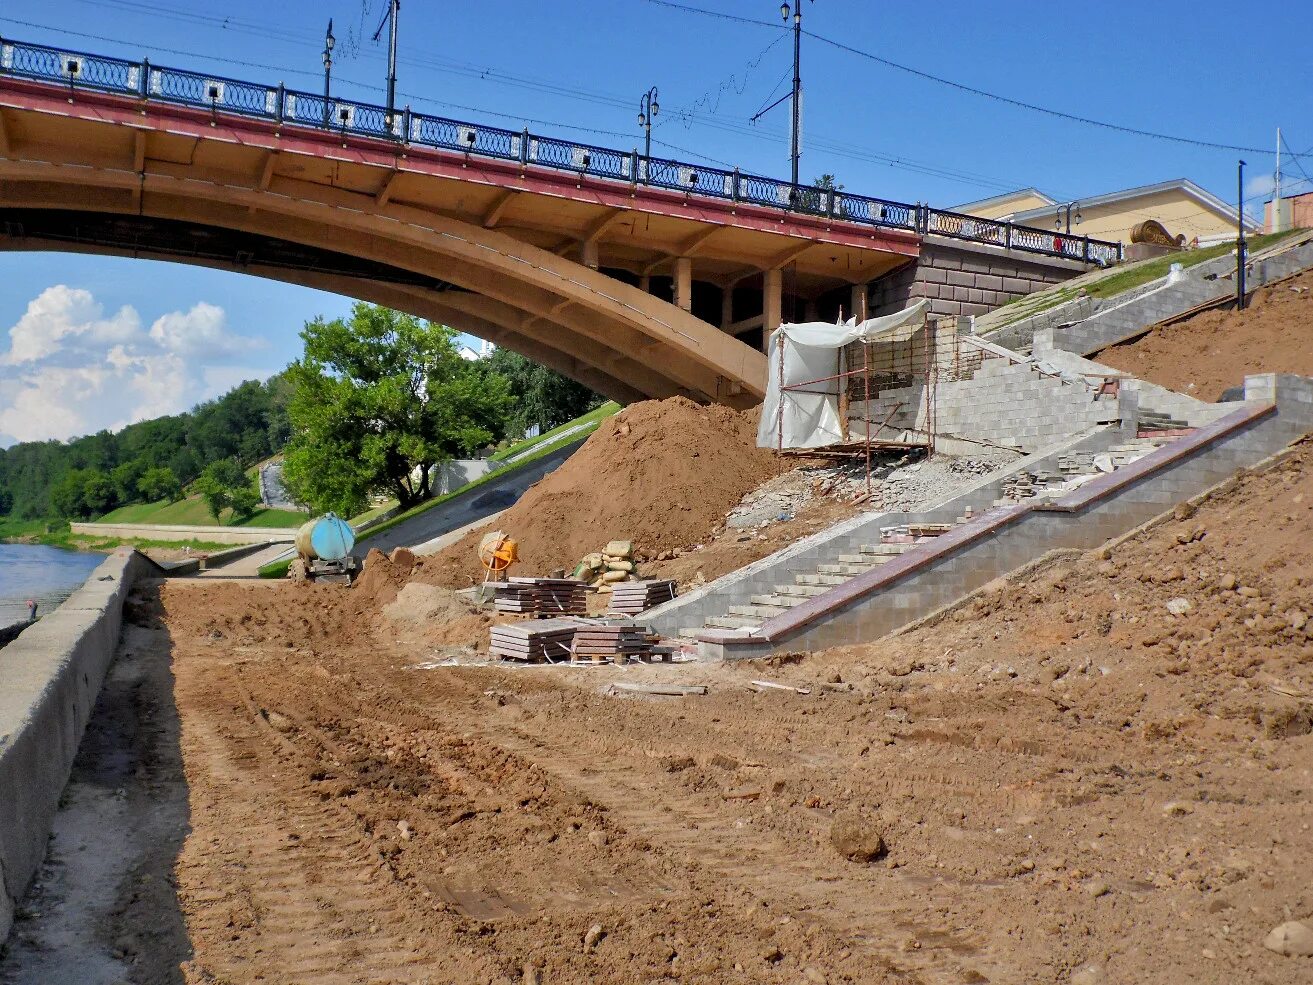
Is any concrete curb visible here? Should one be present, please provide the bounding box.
[0,550,153,943]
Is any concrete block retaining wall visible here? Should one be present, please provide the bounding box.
[695,374,1313,659]
[645,425,1125,637]
[853,358,1118,454]
[0,550,157,942]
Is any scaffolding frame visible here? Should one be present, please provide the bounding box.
[775,313,939,498]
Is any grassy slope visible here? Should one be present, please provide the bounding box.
[985,230,1305,331]
[95,495,306,528]
[490,402,620,462]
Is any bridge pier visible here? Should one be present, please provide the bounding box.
[674,257,693,312]
[763,267,784,337]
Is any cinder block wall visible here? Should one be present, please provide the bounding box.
[870,238,1085,318]
[852,358,1119,453]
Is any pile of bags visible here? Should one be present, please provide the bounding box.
[573,540,640,594]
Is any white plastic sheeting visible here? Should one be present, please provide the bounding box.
[756,300,929,449]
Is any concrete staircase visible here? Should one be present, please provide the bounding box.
[686,525,957,636]
[678,435,1186,639]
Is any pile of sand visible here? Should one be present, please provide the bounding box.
[1096,268,1313,400]
[415,397,780,588]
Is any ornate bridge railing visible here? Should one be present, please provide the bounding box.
[0,35,1123,266]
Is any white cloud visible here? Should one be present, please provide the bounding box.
[2,285,141,365]
[0,286,273,445]
[148,301,265,357]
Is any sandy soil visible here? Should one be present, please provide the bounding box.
[417,397,782,587]
[9,440,1310,983]
[1096,269,1313,400]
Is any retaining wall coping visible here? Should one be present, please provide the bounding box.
[697,401,1276,648]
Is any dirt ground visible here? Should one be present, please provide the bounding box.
[6,440,1311,983]
[1096,269,1313,400]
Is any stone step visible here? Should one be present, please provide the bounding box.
[836,553,887,565]
[775,584,829,597]
[728,603,787,618]
[861,543,914,556]
[796,573,850,587]
[749,593,807,608]
[678,627,703,639]
[817,562,878,576]
[704,614,763,630]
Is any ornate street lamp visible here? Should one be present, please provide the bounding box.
[322,19,335,127]
[638,86,659,181]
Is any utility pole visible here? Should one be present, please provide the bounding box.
[1273,127,1283,233]
[748,2,812,201]
[1237,159,1247,311]
[373,0,401,131]
[322,19,334,127]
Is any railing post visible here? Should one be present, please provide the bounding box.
[520,128,530,165]
[275,82,285,123]
[140,57,150,99]
[631,149,639,185]
[732,168,740,201]
[1005,222,1012,250]
[401,105,411,143]
[826,188,835,218]
[1082,235,1090,262]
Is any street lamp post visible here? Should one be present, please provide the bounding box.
[372,0,401,130]
[781,1,810,196]
[637,86,659,182]
[322,19,334,127]
[1055,202,1082,235]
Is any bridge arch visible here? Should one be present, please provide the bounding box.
[0,92,767,408]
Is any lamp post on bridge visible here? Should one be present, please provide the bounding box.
[637,86,659,182]
[1055,201,1082,235]
[322,19,334,127]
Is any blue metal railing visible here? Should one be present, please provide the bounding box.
[0,35,1123,266]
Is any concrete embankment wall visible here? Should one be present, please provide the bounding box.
[0,550,157,942]
[69,521,300,545]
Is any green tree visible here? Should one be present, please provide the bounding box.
[137,466,182,503]
[110,458,147,503]
[483,347,602,436]
[228,483,262,523]
[282,304,512,515]
[49,468,116,519]
[195,459,246,523]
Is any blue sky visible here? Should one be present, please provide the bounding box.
[2,0,1310,443]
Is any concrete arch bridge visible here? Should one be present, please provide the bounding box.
[0,36,1119,406]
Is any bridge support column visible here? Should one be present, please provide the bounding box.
[674,257,693,313]
[850,282,869,322]
[581,238,599,271]
[720,285,734,332]
[764,267,784,335]
[638,275,651,294]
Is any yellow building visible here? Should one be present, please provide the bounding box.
[954,179,1257,247]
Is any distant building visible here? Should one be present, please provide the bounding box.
[457,338,496,361]
[955,179,1257,247]
[1265,190,1313,233]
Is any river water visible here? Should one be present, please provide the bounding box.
[0,544,105,626]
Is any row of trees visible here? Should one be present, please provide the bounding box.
[0,374,292,520]
[0,303,604,523]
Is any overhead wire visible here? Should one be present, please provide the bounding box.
[642,0,1279,156]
